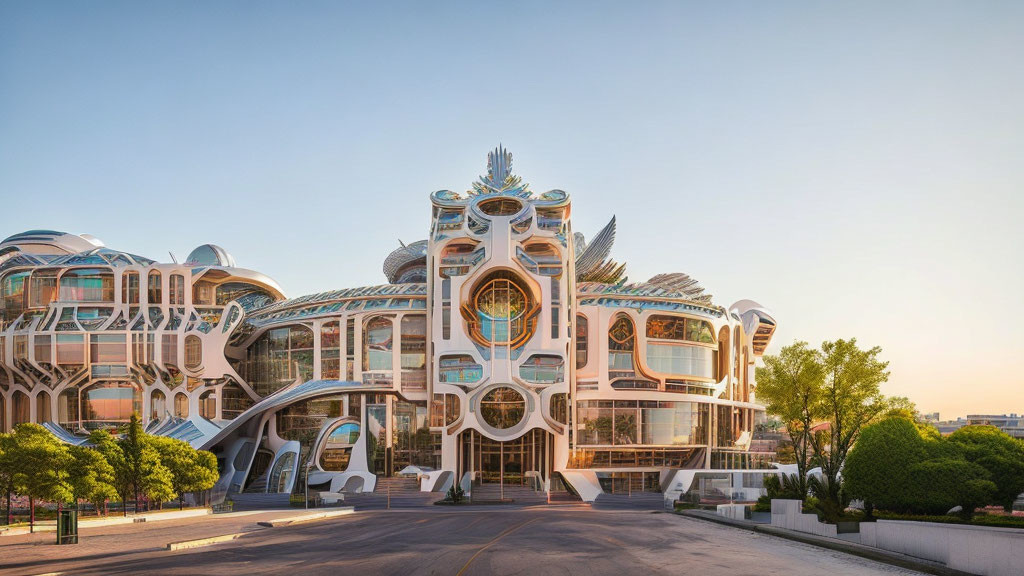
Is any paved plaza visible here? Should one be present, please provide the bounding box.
[1,507,926,576]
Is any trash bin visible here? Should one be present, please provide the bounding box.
[56,509,78,545]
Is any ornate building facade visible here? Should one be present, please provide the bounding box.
[0,148,776,501]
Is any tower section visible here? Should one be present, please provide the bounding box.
[428,147,572,484]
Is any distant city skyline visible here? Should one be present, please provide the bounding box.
[1,1,1021,418]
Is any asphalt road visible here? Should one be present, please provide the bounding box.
[2,507,926,576]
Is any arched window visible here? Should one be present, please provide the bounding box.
[36,391,51,423]
[151,389,166,421]
[12,390,30,426]
[467,272,535,347]
[717,326,730,382]
[199,390,216,420]
[169,274,185,305]
[319,420,360,471]
[363,316,393,372]
[174,392,189,418]
[147,271,162,303]
[58,388,79,432]
[575,314,589,369]
[242,324,314,397]
[184,335,202,370]
[608,315,636,371]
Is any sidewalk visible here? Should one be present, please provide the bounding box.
[0,507,213,536]
[677,509,972,576]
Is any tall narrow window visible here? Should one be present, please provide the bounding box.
[576,314,589,369]
[550,277,560,339]
[148,271,162,303]
[400,315,426,391]
[441,277,451,340]
[363,316,393,371]
[174,392,189,418]
[345,318,355,380]
[122,271,140,304]
[321,321,341,379]
[184,335,202,370]
[169,274,185,305]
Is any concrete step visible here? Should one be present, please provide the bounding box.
[592,493,668,510]
[228,493,291,511]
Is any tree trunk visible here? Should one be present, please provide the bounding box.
[29,497,34,532]
[5,491,10,526]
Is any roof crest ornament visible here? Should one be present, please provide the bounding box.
[469,145,531,198]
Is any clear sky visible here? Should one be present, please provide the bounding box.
[1,1,1021,419]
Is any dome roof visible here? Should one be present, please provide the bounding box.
[0,230,105,255]
[185,244,236,267]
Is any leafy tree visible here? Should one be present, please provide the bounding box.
[0,433,16,525]
[150,436,218,509]
[89,429,132,516]
[10,424,72,531]
[907,459,996,520]
[119,413,174,512]
[754,341,824,499]
[67,445,118,516]
[810,339,898,521]
[947,425,1024,511]
[843,416,925,518]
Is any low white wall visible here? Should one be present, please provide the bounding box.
[770,499,837,538]
[861,519,1024,576]
[717,504,747,520]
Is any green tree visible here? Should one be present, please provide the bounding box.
[10,424,72,531]
[67,445,118,516]
[843,416,925,518]
[811,339,898,521]
[947,425,1024,511]
[0,433,16,525]
[907,459,996,520]
[150,436,218,509]
[754,341,824,499]
[119,413,175,512]
[89,429,132,516]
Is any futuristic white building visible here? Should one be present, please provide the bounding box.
[0,148,777,503]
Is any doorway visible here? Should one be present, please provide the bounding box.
[458,428,552,489]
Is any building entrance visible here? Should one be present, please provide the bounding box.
[458,428,552,489]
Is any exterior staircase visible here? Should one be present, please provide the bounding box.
[341,476,444,510]
[469,483,548,505]
[592,492,668,510]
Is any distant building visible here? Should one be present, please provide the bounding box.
[965,414,1024,439]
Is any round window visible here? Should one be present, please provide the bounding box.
[472,274,531,345]
[479,387,526,430]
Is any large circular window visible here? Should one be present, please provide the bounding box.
[470,272,533,346]
[479,387,526,430]
[477,197,523,217]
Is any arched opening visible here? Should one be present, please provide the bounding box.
[318,420,360,471]
[12,390,29,426]
[717,326,730,382]
[36,390,51,423]
[477,197,523,217]
[465,271,537,348]
[184,335,202,370]
[199,389,216,420]
[174,392,188,418]
[147,270,162,303]
[362,316,393,372]
[58,388,79,431]
[151,389,166,421]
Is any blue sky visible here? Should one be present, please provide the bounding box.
[1,1,1021,418]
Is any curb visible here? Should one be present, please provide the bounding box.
[166,531,250,551]
[256,507,355,527]
[677,510,972,576]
